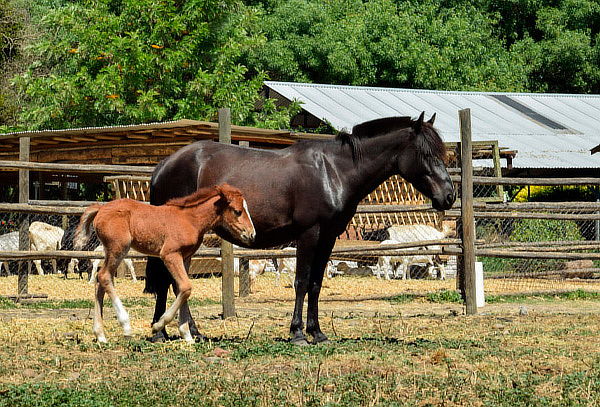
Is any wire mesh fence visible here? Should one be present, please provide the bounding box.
[473,196,600,295]
[1,154,600,302]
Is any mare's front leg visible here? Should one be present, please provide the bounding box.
[152,253,194,343]
[290,227,335,345]
[305,235,336,344]
[176,256,206,341]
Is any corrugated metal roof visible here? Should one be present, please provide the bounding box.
[266,81,600,169]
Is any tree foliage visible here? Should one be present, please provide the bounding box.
[4,0,600,132]
[13,0,295,130]
[246,0,600,93]
[246,0,529,91]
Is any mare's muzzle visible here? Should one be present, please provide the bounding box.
[432,189,456,211]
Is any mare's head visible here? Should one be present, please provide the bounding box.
[397,112,455,210]
[348,112,455,210]
[215,183,256,245]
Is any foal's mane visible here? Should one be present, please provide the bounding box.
[165,186,220,208]
[335,116,447,163]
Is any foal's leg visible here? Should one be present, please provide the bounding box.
[95,251,132,341]
[152,253,194,343]
[93,278,107,343]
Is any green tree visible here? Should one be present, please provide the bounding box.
[13,0,294,130]
[0,0,27,128]
[246,0,529,91]
[514,1,600,93]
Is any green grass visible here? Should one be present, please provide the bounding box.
[1,306,600,406]
[0,297,220,310]
[389,289,600,305]
[2,353,599,407]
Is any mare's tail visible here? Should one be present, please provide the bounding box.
[74,204,102,250]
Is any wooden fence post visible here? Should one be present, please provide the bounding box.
[459,109,478,315]
[18,137,30,297]
[219,108,236,318]
[237,140,251,297]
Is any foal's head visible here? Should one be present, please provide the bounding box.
[215,183,256,245]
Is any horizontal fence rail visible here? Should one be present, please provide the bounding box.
[450,175,600,185]
[0,160,154,175]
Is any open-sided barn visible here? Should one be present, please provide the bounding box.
[263,81,600,178]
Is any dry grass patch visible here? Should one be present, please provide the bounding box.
[1,275,600,406]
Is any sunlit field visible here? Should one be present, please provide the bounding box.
[1,274,600,406]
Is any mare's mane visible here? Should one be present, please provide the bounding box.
[335,116,447,163]
[165,186,220,208]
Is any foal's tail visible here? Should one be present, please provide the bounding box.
[74,204,102,250]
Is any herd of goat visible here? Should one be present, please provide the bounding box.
[0,221,451,282]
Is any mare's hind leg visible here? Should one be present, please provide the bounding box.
[147,257,171,342]
[152,253,194,343]
[96,250,132,341]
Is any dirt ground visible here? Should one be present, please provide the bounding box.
[1,274,600,406]
[1,274,599,331]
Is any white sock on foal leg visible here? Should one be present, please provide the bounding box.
[111,297,132,337]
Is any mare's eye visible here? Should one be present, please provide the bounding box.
[233,209,242,216]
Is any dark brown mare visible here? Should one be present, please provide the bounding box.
[146,113,456,345]
[74,183,255,343]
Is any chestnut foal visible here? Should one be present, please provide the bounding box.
[74,183,255,343]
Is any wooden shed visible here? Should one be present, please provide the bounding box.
[1,118,502,239]
[0,120,330,199]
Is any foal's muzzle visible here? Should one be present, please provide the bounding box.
[240,229,256,244]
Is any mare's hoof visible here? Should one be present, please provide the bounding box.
[147,331,168,343]
[311,333,330,345]
[193,333,208,343]
[290,337,310,346]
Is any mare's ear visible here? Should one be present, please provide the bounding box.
[413,111,425,134]
[427,113,436,125]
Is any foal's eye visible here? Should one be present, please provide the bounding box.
[233,209,242,216]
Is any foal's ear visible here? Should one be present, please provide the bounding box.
[215,184,232,204]
[413,111,426,134]
[427,113,436,125]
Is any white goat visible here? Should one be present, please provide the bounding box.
[68,245,137,283]
[0,222,64,275]
[233,257,275,292]
[28,221,65,275]
[374,225,447,280]
[0,231,19,275]
[276,247,336,284]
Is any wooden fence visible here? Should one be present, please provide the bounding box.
[1,110,600,314]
